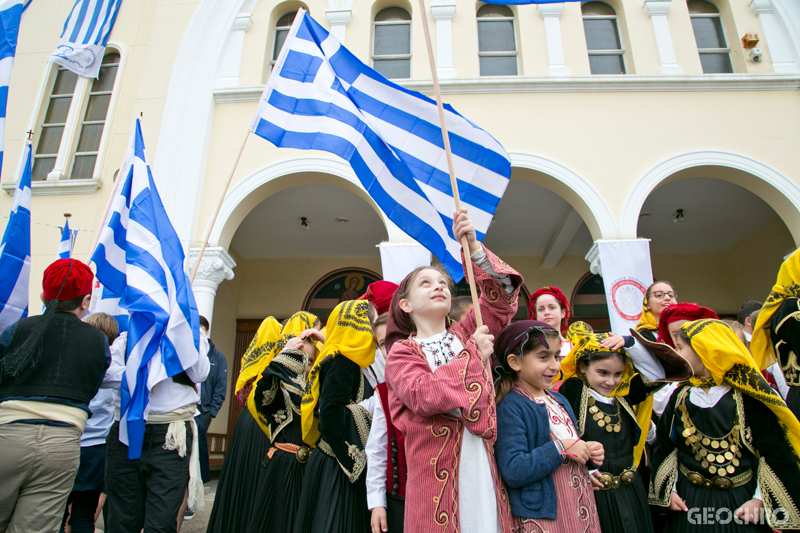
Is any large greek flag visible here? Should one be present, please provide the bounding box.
[91,280,128,333]
[0,140,30,332]
[50,0,122,78]
[251,9,510,282]
[0,0,27,176]
[90,119,199,459]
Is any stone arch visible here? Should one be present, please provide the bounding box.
[207,156,402,250]
[619,150,800,245]
[508,151,618,240]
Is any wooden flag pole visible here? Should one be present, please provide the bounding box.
[189,129,251,284]
[416,0,483,328]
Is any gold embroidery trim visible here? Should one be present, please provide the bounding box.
[578,382,588,436]
[260,379,279,407]
[759,456,800,529]
[649,449,677,506]
[733,389,757,457]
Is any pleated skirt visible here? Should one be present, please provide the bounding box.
[292,448,370,533]
[246,448,306,533]
[206,409,272,533]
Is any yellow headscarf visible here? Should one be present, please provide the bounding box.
[751,249,800,371]
[247,311,318,436]
[636,305,659,332]
[683,319,800,464]
[301,300,374,446]
[562,321,653,467]
[235,317,282,396]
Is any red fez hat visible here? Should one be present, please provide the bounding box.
[658,303,718,347]
[359,281,399,315]
[43,259,94,301]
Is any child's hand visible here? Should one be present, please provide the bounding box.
[473,325,494,361]
[734,499,764,524]
[285,337,305,351]
[600,333,625,351]
[561,439,591,464]
[669,492,688,512]
[299,328,325,343]
[370,507,388,533]
[589,471,605,491]
[587,441,605,465]
[452,208,480,254]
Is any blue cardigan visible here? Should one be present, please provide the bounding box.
[495,388,578,520]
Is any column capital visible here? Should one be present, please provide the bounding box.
[537,2,564,17]
[326,8,352,26]
[431,0,456,21]
[232,13,253,32]
[585,242,602,276]
[642,0,672,18]
[749,0,773,15]
[187,247,236,289]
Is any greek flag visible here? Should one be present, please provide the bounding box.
[250,9,510,282]
[90,119,199,459]
[55,218,76,259]
[50,0,122,78]
[0,140,31,333]
[90,280,128,333]
[0,0,27,176]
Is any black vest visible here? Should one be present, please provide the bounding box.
[0,312,109,405]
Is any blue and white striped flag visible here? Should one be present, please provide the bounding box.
[0,140,30,332]
[90,118,199,459]
[251,9,510,282]
[90,279,128,332]
[55,218,76,259]
[50,0,122,78]
[0,1,27,176]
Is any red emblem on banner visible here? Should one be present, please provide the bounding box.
[610,279,646,322]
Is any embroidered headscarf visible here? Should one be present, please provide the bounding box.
[302,300,375,446]
[359,281,399,315]
[528,286,570,336]
[247,311,317,435]
[235,317,281,396]
[495,320,558,375]
[751,249,800,371]
[682,319,800,464]
[658,303,718,348]
[561,321,653,467]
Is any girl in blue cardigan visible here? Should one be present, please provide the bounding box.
[495,320,603,533]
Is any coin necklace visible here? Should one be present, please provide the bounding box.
[678,393,742,477]
[588,396,622,433]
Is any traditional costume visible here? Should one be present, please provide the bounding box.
[528,286,572,358]
[495,321,601,533]
[751,249,800,419]
[294,300,375,533]
[384,245,521,533]
[207,312,315,533]
[649,319,800,532]
[558,322,692,533]
[636,304,660,343]
[359,280,398,387]
[0,259,112,533]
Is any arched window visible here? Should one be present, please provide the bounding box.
[373,7,411,79]
[71,52,120,180]
[582,1,625,75]
[32,50,121,182]
[477,4,518,76]
[271,11,297,69]
[688,0,732,73]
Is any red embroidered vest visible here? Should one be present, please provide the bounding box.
[377,382,407,498]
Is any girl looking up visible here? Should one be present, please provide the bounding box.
[494,320,604,533]
[384,208,523,533]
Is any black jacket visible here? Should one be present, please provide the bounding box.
[200,339,228,417]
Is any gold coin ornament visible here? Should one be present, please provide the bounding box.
[702,437,711,446]
[614,425,621,433]
[724,452,733,461]
[707,454,715,463]
[726,465,735,474]
[718,469,726,477]
[701,460,709,469]
[709,465,717,474]
[598,420,605,427]
[721,441,729,449]
[711,440,720,449]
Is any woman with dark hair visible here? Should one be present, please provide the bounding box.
[636,281,678,343]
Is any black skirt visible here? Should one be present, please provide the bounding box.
[292,449,370,533]
[72,443,107,493]
[246,447,306,533]
[206,408,272,533]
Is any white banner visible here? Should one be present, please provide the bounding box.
[596,239,653,335]
[378,242,431,285]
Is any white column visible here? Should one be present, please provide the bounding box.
[215,14,253,89]
[642,0,682,75]
[326,0,355,45]
[187,247,236,327]
[750,0,799,74]
[537,3,568,76]
[431,0,457,78]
